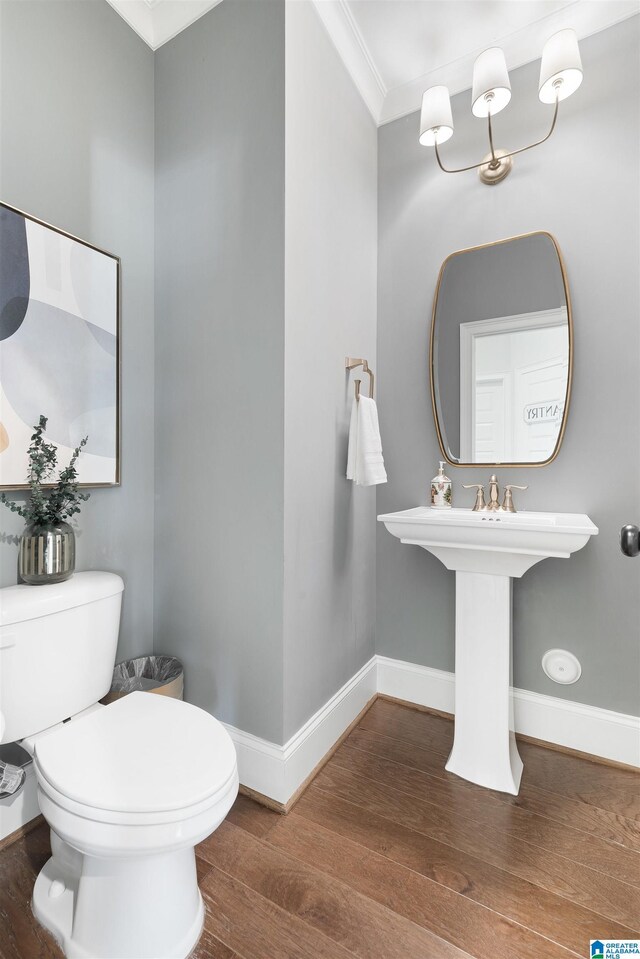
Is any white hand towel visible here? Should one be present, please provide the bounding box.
[346,395,387,486]
[346,397,359,481]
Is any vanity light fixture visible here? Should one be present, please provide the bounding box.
[419,29,583,185]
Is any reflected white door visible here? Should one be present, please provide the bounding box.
[459,309,568,463]
[513,357,567,461]
[474,374,510,462]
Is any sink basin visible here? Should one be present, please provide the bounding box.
[378,506,598,794]
[378,507,598,577]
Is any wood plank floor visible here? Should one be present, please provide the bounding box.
[1,699,638,958]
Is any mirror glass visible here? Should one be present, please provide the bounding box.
[430,232,572,466]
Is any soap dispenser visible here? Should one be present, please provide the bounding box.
[431,461,452,510]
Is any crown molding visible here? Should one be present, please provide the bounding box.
[310,0,386,123]
[379,0,640,125]
[105,0,223,51]
[310,1,639,127]
[106,0,639,120]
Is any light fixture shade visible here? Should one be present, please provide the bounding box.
[472,47,511,118]
[539,29,583,103]
[419,86,454,146]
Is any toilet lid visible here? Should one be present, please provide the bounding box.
[34,692,237,815]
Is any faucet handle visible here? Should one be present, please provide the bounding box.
[501,484,528,513]
[463,483,486,512]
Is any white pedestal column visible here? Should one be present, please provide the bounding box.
[445,571,523,795]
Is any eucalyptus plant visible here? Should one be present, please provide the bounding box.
[0,416,90,527]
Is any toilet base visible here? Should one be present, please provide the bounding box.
[32,832,204,959]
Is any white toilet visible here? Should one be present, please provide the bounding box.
[0,571,239,959]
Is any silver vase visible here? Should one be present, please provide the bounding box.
[19,522,75,585]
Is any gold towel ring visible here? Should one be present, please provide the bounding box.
[345,357,374,401]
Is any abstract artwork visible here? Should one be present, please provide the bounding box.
[0,202,120,488]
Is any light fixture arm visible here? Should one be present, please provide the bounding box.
[434,96,559,175]
[487,111,498,166]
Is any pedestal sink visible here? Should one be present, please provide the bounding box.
[377,507,598,794]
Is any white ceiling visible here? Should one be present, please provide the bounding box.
[105,0,223,50]
[106,0,639,123]
[348,1,573,92]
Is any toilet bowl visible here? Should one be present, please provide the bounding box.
[0,573,239,959]
[26,691,238,958]
[29,692,238,959]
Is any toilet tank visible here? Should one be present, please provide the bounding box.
[0,571,124,744]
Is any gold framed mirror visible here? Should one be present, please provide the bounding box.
[429,231,573,468]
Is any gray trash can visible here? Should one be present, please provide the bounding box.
[102,655,184,704]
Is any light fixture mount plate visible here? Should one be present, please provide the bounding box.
[478,149,513,185]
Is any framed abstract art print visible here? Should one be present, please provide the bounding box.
[0,201,120,488]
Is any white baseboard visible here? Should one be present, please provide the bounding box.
[376,655,455,714]
[227,654,638,806]
[512,687,640,767]
[224,656,378,806]
[376,655,640,769]
[4,654,637,841]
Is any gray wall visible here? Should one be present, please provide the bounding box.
[154,0,286,743]
[0,0,156,661]
[377,18,640,715]
[283,2,378,740]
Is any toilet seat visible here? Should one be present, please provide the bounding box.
[34,692,237,823]
[36,758,238,827]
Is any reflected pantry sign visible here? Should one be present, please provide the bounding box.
[523,400,565,425]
